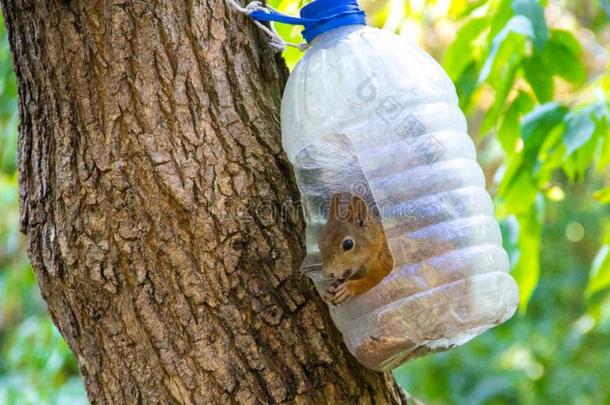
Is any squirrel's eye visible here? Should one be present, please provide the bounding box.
[342,239,354,251]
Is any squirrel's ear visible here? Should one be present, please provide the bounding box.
[349,195,368,226]
[328,193,342,221]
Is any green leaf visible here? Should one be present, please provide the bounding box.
[593,187,610,204]
[479,15,534,83]
[510,197,544,312]
[489,0,515,40]
[480,64,519,134]
[511,0,549,49]
[563,101,609,155]
[455,61,480,111]
[498,91,535,154]
[599,118,610,171]
[499,104,568,192]
[523,54,554,102]
[521,102,568,154]
[478,15,535,135]
[545,30,586,85]
[562,133,598,182]
[443,17,488,80]
[497,150,525,198]
[563,108,595,155]
[448,0,489,18]
[563,107,599,156]
[499,165,539,214]
[500,216,520,263]
[537,122,568,173]
[586,245,610,297]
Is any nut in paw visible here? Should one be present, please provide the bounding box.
[330,279,358,305]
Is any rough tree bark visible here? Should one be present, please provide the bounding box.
[1,1,412,403]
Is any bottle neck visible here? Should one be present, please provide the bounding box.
[308,24,364,46]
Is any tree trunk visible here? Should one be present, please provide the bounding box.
[1,1,409,403]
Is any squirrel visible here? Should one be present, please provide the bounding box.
[293,133,394,303]
[318,193,394,305]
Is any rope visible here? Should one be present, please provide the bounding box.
[227,0,310,52]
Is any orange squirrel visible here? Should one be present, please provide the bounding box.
[319,193,394,305]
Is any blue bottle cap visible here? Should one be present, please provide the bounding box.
[300,0,366,43]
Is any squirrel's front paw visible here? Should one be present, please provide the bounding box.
[324,279,342,305]
[329,280,359,305]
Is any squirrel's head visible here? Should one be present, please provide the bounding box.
[318,193,385,280]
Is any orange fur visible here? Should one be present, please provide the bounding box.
[318,194,394,305]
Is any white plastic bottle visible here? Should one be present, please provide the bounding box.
[278,3,519,371]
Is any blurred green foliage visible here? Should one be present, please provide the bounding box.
[0,1,608,404]
[0,14,87,405]
[395,185,610,404]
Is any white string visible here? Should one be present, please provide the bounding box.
[227,0,309,52]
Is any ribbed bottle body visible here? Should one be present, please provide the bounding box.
[281,25,518,370]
